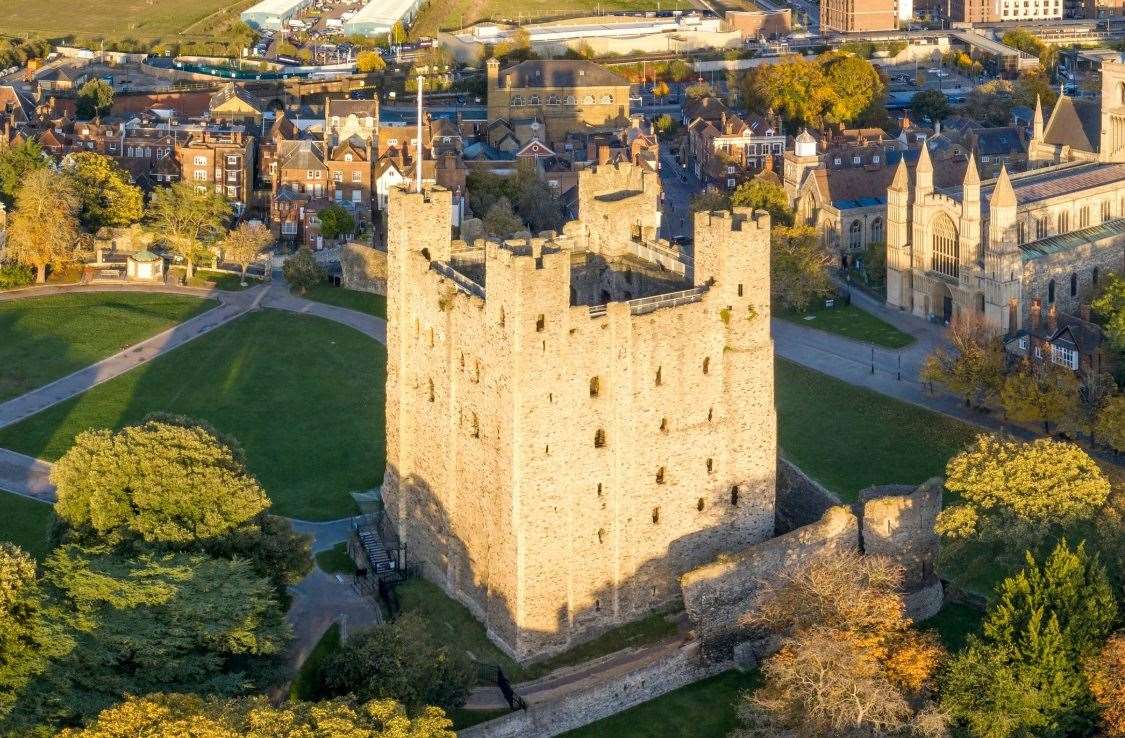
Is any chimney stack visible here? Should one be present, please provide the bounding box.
[1030,298,1042,331]
[597,144,611,165]
[1047,303,1058,332]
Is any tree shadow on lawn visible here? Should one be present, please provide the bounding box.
[0,310,385,521]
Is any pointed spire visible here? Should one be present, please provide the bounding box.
[963,151,980,187]
[916,140,933,173]
[991,164,1017,209]
[889,156,909,192]
[1033,94,1044,140]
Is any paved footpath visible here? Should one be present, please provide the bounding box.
[0,283,266,430]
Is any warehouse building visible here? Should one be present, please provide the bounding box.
[343,0,425,36]
[241,0,315,31]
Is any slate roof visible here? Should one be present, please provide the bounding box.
[1042,95,1101,153]
[974,126,1026,157]
[210,84,264,113]
[277,140,326,169]
[498,60,626,89]
[1017,216,1125,260]
[0,86,34,125]
[813,157,967,210]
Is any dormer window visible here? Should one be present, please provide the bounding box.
[834,157,841,165]
[873,155,880,164]
[345,153,353,162]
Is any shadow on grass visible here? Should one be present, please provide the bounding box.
[0,310,385,520]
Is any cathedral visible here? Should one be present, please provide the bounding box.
[886,60,1125,330]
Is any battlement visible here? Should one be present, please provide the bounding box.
[382,161,777,661]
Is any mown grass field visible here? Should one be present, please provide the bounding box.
[0,0,251,40]
[0,292,214,403]
[0,491,53,561]
[410,0,691,37]
[0,309,385,521]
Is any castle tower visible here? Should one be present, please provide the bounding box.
[381,165,777,660]
[885,157,912,310]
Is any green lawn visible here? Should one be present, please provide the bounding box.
[920,602,984,653]
[559,669,759,738]
[0,310,385,521]
[779,303,915,349]
[450,708,512,730]
[410,0,691,36]
[289,623,341,701]
[394,578,680,683]
[0,491,54,561]
[775,358,979,502]
[0,0,250,39]
[315,542,356,574]
[301,284,387,319]
[172,268,259,292]
[0,292,215,403]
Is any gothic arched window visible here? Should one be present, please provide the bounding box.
[1059,211,1069,233]
[931,214,959,278]
[849,220,863,249]
[1070,272,1078,297]
[1048,279,1056,304]
[870,217,884,244]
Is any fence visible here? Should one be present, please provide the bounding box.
[432,261,486,299]
[475,663,528,711]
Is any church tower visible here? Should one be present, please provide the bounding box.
[1099,59,1125,162]
[885,157,912,311]
[783,128,820,202]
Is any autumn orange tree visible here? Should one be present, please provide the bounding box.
[732,551,946,737]
[1086,633,1125,736]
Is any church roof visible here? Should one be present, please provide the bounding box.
[812,157,966,209]
[1041,95,1100,153]
[1018,216,1125,260]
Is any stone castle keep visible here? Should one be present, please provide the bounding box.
[382,162,777,659]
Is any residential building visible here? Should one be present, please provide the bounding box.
[178,126,256,210]
[209,84,265,126]
[1004,301,1112,374]
[486,59,631,142]
[684,102,784,191]
[820,0,898,32]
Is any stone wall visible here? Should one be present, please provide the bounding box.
[339,243,387,294]
[775,456,839,533]
[458,642,730,738]
[680,506,859,659]
[681,479,946,657]
[382,165,778,661]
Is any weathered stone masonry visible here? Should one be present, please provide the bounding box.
[382,163,778,660]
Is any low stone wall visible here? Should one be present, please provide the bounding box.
[339,243,387,295]
[680,506,859,659]
[775,457,840,533]
[859,480,942,591]
[458,642,730,738]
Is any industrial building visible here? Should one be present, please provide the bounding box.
[343,0,425,36]
[240,0,315,31]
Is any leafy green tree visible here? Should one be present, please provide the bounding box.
[1002,28,1057,67]
[52,418,270,545]
[919,314,1005,408]
[942,541,1116,738]
[730,179,792,226]
[282,246,325,294]
[770,225,833,311]
[317,203,357,241]
[58,694,455,738]
[0,139,47,204]
[320,613,474,713]
[483,196,523,238]
[743,56,836,128]
[220,222,271,284]
[819,52,885,125]
[1000,359,1080,433]
[964,79,1020,127]
[937,435,1110,541]
[466,170,516,219]
[62,151,143,230]
[1094,395,1125,455]
[512,159,563,233]
[146,181,231,280]
[910,89,951,122]
[1092,272,1125,351]
[653,113,678,137]
[1016,68,1057,110]
[1063,370,1118,444]
[0,544,65,722]
[356,49,386,73]
[76,79,114,121]
[690,187,731,213]
[5,168,80,283]
[24,546,289,728]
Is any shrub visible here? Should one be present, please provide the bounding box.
[0,263,34,289]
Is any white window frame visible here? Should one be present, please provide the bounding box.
[1051,344,1078,370]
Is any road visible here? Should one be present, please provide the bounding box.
[659,148,702,241]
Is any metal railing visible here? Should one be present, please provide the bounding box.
[431,261,485,299]
[588,285,708,318]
